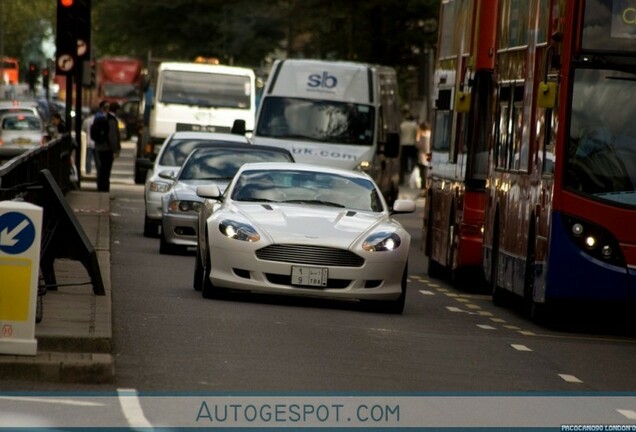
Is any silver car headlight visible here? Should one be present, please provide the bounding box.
[149,181,170,193]
[219,220,261,242]
[167,200,203,213]
[362,232,401,252]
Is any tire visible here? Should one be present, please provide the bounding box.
[201,232,223,299]
[159,229,180,255]
[523,224,549,323]
[143,215,160,238]
[193,246,203,291]
[490,226,506,307]
[366,262,407,314]
[427,257,445,279]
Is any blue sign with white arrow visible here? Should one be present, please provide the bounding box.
[0,212,36,255]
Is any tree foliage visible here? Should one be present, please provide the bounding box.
[2,0,439,99]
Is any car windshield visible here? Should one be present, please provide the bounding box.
[565,68,636,206]
[158,139,241,166]
[178,149,292,180]
[231,169,383,212]
[255,96,374,145]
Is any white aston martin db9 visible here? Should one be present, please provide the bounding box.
[194,162,416,314]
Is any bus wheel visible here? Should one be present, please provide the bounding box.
[491,227,506,306]
[523,224,548,323]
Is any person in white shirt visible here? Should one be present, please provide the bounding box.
[399,113,419,185]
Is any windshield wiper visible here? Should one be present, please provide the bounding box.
[282,199,345,208]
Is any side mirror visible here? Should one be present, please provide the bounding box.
[158,170,176,180]
[231,119,246,135]
[196,185,222,199]
[383,132,400,159]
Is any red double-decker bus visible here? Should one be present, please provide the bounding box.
[482,0,636,320]
[421,0,495,284]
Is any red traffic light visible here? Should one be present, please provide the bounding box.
[29,63,37,71]
[42,68,49,76]
[60,0,74,6]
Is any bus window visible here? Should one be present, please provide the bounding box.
[432,89,452,152]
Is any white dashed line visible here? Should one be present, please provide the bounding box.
[476,311,493,316]
[504,325,521,330]
[477,324,497,330]
[466,304,481,309]
[418,290,435,295]
[490,318,506,323]
[558,374,583,383]
[519,330,536,336]
[617,409,636,420]
[511,344,532,352]
[446,306,463,312]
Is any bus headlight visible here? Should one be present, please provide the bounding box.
[563,215,625,266]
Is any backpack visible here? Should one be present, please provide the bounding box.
[90,116,109,144]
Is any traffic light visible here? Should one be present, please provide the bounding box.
[55,0,91,75]
[28,63,38,91]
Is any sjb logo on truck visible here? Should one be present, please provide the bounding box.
[307,72,338,89]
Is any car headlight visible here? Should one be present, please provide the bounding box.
[219,219,260,242]
[362,232,401,252]
[168,200,203,213]
[149,181,170,193]
[356,159,372,172]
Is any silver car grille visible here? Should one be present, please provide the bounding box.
[256,244,365,267]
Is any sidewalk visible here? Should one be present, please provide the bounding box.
[0,188,115,383]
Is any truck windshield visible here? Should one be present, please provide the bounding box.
[256,96,374,145]
[565,68,636,206]
[103,83,138,99]
[159,70,251,109]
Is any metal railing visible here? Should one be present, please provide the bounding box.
[0,134,75,201]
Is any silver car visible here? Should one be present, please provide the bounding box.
[0,112,45,158]
[142,131,249,237]
[159,144,294,254]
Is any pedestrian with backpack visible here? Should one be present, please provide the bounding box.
[92,100,121,192]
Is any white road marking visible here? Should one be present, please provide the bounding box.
[477,324,497,330]
[0,396,102,406]
[519,330,536,336]
[504,325,521,330]
[476,311,494,316]
[490,318,506,323]
[466,304,481,309]
[617,409,636,420]
[117,388,153,428]
[447,306,463,312]
[418,290,435,295]
[511,344,532,352]
[558,374,583,383]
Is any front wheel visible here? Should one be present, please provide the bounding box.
[201,234,224,299]
[364,262,407,314]
[193,246,203,291]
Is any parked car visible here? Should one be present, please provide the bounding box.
[141,131,250,237]
[194,162,416,313]
[159,144,294,254]
[0,112,45,158]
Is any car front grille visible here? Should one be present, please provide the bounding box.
[256,244,365,267]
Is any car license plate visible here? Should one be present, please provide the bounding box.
[291,266,328,287]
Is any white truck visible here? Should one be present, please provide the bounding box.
[135,61,256,183]
[251,59,401,205]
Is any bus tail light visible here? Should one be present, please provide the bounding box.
[563,214,625,267]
